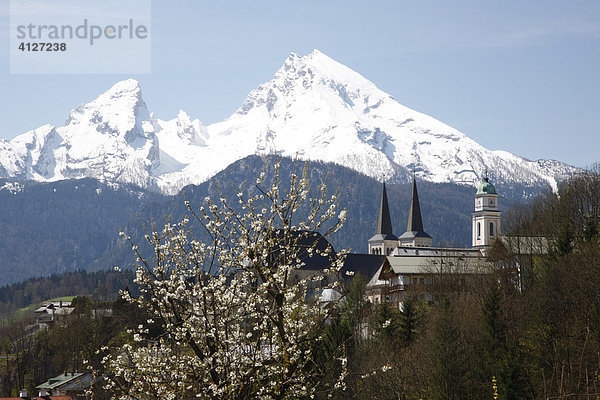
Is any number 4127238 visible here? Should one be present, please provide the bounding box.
[18,42,67,51]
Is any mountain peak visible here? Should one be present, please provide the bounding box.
[306,48,338,64]
[93,79,143,108]
[177,110,191,122]
[279,49,364,85]
[103,78,141,97]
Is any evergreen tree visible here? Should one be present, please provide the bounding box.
[482,282,531,400]
[398,300,420,346]
[553,223,574,258]
[583,217,598,242]
[427,299,472,400]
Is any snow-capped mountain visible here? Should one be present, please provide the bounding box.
[0,50,579,195]
[0,80,159,189]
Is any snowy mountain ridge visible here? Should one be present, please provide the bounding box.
[0,50,579,195]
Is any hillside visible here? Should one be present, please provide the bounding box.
[99,155,500,271]
[0,179,164,285]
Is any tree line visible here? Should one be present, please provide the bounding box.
[0,270,135,324]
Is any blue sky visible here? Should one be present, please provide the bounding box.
[1,0,599,168]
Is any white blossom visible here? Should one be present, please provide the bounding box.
[102,161,349,400]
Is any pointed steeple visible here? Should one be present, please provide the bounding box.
[377,182,393,235]
[398,177,432,247]
[368,182,398,255]
[406,178,424,232]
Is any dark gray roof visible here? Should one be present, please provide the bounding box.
[281,231,385,281]
[407,178,424,232]
[368,233,398,242]
[376,182,397,239]
[271,230,335,270]
[398,230,433,240]
[398,178,432,240]
[341,253,386,281]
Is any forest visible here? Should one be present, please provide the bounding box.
[0,166,598,399]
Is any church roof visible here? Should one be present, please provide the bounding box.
[369,233,398,242]
[398,230,433,240]
[341,253,386,279]
[476,174,497,195]
[398,178,432,241]
[375,182,397,239]
[407,178,424,232]
[270,230,334,270]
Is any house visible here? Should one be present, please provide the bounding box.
[33,301,74,330]
[36,372,97,399]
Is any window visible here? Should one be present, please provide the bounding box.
[489,222,494,237]
[489,199,494,206]
[477,222,481,239]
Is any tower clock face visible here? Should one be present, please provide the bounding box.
[489,200,494,206]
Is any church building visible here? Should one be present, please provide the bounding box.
[289,174,505,308]
[363,175,500,306]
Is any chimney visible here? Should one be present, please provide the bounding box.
[39,389,49,396]
[19,388,27,397]
[60,299,63,308]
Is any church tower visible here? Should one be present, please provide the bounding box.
[368,183,399,255]
[398,178,433,247]
[472,172,501,247]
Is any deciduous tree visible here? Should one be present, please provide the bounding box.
[103,162,349,400]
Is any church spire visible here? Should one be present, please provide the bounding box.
[368,182,398,255]
[398,177,432,247]
[406,178,424,232]
[377,182,393,235]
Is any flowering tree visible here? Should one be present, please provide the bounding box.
[103,162,348,399]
